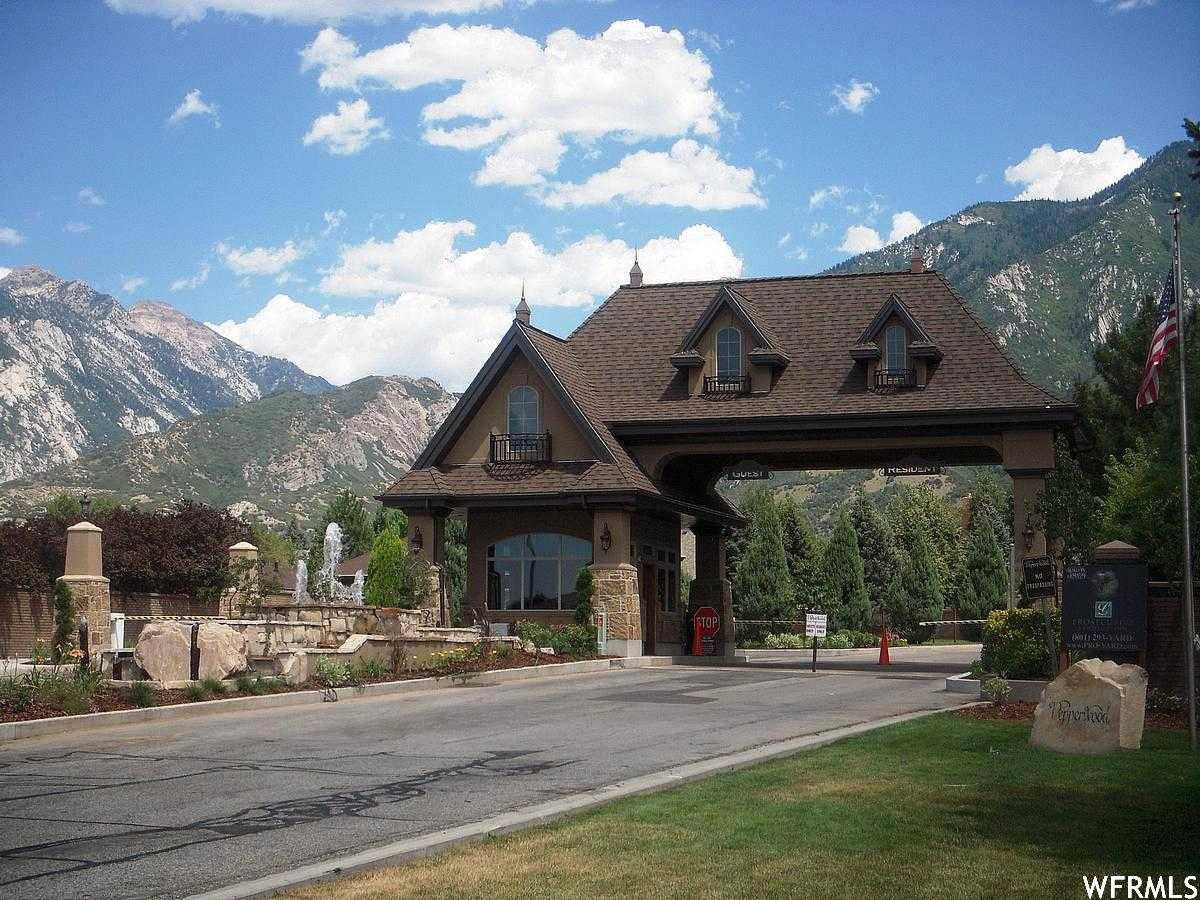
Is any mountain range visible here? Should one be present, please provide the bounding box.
[0,140,1195,528]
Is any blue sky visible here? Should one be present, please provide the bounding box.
[1,0,1197,388]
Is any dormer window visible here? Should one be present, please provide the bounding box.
[716,327,742,378]
[507,385,540,434]
[885,325,908,373]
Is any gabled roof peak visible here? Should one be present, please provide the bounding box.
[856,292,935,346]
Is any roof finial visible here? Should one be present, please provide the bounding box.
[515,281,531,325]
[629,247,644,288]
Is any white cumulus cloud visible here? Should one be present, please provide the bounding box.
[887,210,924,243]
[170,262,210,292]
[215,222,742,388]
[300,21,736,199]
[121,275,147,294]
[539,140,764,210]
[322,209,347,235]
[219,240,309,276]
[77,186,105,206]
[303,99,390,156]
[64,222,92,234]
[0,226,24,246]
[106,0,505,23]
[831,79,878,114]
[808,184,846,209]
[838,224,883,254]
[169,89,220,127]
[1004,136,1144,201]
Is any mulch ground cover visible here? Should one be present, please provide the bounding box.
[0,649,603,724]
[958,700,1188,730]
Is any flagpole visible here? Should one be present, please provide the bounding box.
[1170,191,1197,752]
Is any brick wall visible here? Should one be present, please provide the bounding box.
[0,589,218,656]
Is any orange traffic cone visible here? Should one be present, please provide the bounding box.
[878,625,891,666]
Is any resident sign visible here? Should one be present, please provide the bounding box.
[805,613,828,638]
[1022,555,1056,600]
[1062,563,1148,652]
[883,454,942,478]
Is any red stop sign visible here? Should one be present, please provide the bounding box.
[694,606,720,637]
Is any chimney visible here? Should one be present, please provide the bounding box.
[909,248,926,274]
[629,249,643,288]
[514,282,531,325]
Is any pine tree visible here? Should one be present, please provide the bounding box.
[364,524,418,608]
[51,580,76,663]
[443,517,468,625]
[893,524,943,641]
[959,498,1009,618]
[848,492,901,619]
[778,496,829,609]
[822,508,871,630]
[733,496,796,621]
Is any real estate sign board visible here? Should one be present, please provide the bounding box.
[1061,562,1148,652]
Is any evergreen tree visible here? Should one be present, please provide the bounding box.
[1186,116,1200,180]
[959,498,1009,618]
[1040,434,1100,564]
[892,525,943,641]
[733,495,796,621]
[372,505,409,538]
[821,508,871,630]
[848,492,901,618]
[778,496,829,609]
[364,524,419,608]
[443,517,468,625]
[51,580,76,663]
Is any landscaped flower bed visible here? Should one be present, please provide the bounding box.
[0,646,604,725]
[956,700,1188,731]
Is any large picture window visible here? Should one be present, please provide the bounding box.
[507,386,540,435]
[486,533,593,611]
[885,325,908,372]
[716,326,742,379]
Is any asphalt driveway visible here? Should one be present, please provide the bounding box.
[0,655,970,899]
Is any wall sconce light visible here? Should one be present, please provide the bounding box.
[600,523,612,553]
[1022,517,1035,553]
[411,526,424,552]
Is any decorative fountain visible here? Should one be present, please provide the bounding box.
[296,522,364,605]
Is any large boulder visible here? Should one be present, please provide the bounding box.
[133,621,248,683]
[1030,658,1147,756]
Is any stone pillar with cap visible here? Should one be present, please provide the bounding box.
[224,541,259,617]
[58,521,111,655]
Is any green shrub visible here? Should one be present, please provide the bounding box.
[429,647,473,668]
[235,675,256,693]
[184,683,209,702]
[981,607,1060,679]
[350,657,390,682]
[982,675,1012,705]
[512,621,598,658]
[312,656,351,688]
[51,581,76,664]
[573,567,595,627]
[513,621,555,650]
[264,677,290,693]
[200,677,227,696]
[493,642,513,659]
[763,632,807,650]
[127,681,156,708]
[0,676,34,712]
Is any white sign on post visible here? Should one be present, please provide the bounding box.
[805,613,828,638]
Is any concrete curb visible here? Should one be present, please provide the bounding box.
[0,655,675,744]
[187,704,959,900]
[944,673,1048,702]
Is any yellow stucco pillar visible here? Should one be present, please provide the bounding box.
[59,521,111,655]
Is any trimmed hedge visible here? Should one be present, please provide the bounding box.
[980,607,1060,679]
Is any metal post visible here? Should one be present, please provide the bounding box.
[190,622,201,681]
[1170,193,1197,751]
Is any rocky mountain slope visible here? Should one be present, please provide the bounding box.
[0,375,456,524]
[0,267,330,482]
[827,140,1199,393]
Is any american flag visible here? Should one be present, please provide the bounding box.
[1136,272,1180,409]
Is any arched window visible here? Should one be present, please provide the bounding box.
[885,325,908,373]
[716,327,742,380]
[507,386,540,435]
[486,533,593,611]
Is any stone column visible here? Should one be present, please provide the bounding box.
[1003,429,1055,606]
[58,521,111,655]
[224,541,259,617]
[406,508,449,624]
[689,521,735,659]
[590,507,641,656]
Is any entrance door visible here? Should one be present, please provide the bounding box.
[640,562,657,654]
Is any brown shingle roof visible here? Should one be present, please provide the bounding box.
[567,270,1067,422]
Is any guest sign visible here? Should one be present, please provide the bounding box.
[1061,563,1148,652]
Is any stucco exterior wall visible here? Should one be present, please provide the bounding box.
[443,354,593,464]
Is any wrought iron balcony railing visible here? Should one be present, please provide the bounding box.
[873,368,917,391]
[490,431,552,464]
[703,375,750,396]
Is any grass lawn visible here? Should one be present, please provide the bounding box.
[288,714,1198,899]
